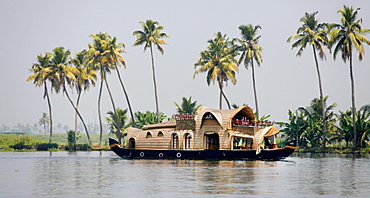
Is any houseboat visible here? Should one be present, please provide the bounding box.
[109,106,296,160]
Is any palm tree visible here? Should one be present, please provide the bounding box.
[328,5,370,149]
[104,36,136,127]
[47,46,93,146]
[133,19,170,123]
[106,108,129,144]
[38,113,50,135]
[134,111,170,129]
[27,53,54,143]
[279,110,307,147]
[194,32,238,109]
[287,12,329,146]
[298,96,337,147]
[174,97,202,114]
[87,33,119,145]
[71,50,97,133]
[335,105,370,148]
[236,24,263,119]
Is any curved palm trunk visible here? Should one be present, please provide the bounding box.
[149,46,160,123]
[97,79,104,146]
[44,82,53,143]
[218,80,223,109]
[349,53,357,149]
[251,60,259,120]
[312,46,326,147]
[114,65,136,127]
[74,90,82,133]
[221,90,231,109]
[63,85,93,146]
[104,76,122,144]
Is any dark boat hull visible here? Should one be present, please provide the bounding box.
[109,138,295,160]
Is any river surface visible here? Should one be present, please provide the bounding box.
[0,151,369,197]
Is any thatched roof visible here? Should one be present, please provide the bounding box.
[195,106,255,130]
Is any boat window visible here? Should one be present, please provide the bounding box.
[233,137,252,149]
[146,132,152,138]
[172,133,179,149]
[157,131,164,137]
[185,133,192,149]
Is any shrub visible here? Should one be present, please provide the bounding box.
[36,143,58,151]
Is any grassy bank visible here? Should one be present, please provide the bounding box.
[296,147,370,154]
[0,133,113,151]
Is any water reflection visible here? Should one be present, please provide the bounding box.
[0,152,369,197]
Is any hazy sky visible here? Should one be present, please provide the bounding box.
[1,0,369,130]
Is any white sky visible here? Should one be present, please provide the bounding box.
[1,0,369,129]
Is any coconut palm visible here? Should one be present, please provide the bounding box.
[194,32,238,109]
[133,19,170,123]
[287,12,329,146]
[174,97,202,114]
[71,50,97,133]
[104,36,136,127]
[106,108,129,144]
[279,110,307,147]
[87,33,119,145]
[27,53,54,143]
[134,111,170,129]
[236,24,263,119]
[298,96,337,147]
[328,5,370,149]
[47,46,93,146]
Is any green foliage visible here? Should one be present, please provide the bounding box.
[194,32,238,109]
[279,96,338,148]
[106,108,130,144]
[36,143,58,151]
[334,105,370,148]
[174,97,202,114]
[67,130,80,150]
[134,111,171,129]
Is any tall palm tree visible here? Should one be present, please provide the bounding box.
[71,50,97,133]
[328,5,370,149]
[87,33,119,145]
[174,97,202,114]
[104,36,136,127]
[236,24,263,119]
[27,53,54,143]
[287,12,329,146]
[47,46,93,146]
[133,19,170,123]
[194,32,238,109]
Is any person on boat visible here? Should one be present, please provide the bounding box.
[264,137,272,149]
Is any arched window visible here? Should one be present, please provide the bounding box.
[172,133,179,149]
[146,132,152,138]
[185,133,192,149]
[157,131,164,137]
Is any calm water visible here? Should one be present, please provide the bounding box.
[0,152,369,197]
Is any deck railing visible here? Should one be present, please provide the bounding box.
[172,114,195,120]
[232,117,275,127]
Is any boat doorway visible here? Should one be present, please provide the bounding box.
[129,138,135,149]
[204,133,219,150]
